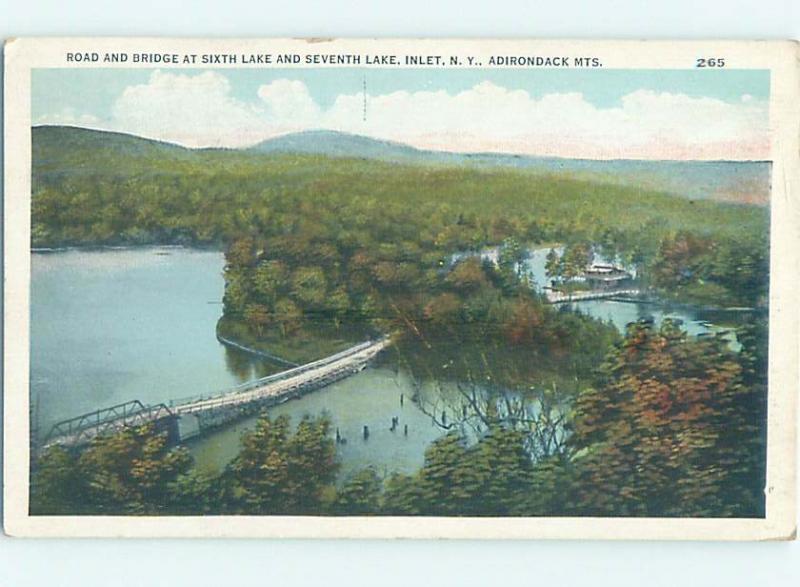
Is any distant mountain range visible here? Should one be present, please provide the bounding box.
[248,130,426,160]
[34,126,771,205]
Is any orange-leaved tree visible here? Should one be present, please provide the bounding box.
[567,319,765,517]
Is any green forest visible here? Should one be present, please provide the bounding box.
[30,125,770,517]
[32,318,767,517]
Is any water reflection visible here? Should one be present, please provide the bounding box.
[222,346,284,382]
[188,366,443,479]
[32,246,750,480]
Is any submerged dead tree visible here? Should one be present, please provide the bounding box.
[411,371,571,463]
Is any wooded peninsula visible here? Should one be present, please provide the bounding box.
[30,125,769,518]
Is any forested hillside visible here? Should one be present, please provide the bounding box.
[30,125,770,518]
[32,125,769,309]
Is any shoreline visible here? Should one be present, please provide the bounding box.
[31,245,766,316]
[216,332,300,368]
[31,243,224,254]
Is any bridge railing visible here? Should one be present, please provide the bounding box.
[44,400,146,444]
[545,288,642,304]
[43,400,175,447]
[42,337,391,448]
[170,337,389,409]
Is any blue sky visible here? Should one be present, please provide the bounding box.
[33,67,770,118]
[32,67,770,160]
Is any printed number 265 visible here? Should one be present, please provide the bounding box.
[696,58,726,68]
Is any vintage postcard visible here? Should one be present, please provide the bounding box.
[3,38,798,539]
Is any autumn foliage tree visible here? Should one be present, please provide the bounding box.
[226,414,339,514]
[383,427,535,516]
[31,423,194,515]
[567,319,766,517]
[334,467,383,514]
[650,231,768,306]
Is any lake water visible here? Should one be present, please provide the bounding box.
[31,246,741,477]
[31,248,437,478]
[459,245,738,342]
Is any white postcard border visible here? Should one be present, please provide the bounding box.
[3,38,798,539]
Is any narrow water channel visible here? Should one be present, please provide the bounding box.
[31,246,745,478]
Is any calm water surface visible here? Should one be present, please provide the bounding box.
[32,248,241,434]
[31,246,738,477]
[31,248,436,477]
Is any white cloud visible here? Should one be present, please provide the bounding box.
[36,108,101,127]
[37,72,769,160]
[319,83,769,160]
[110,70,271,148]
[257,79,320,125]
